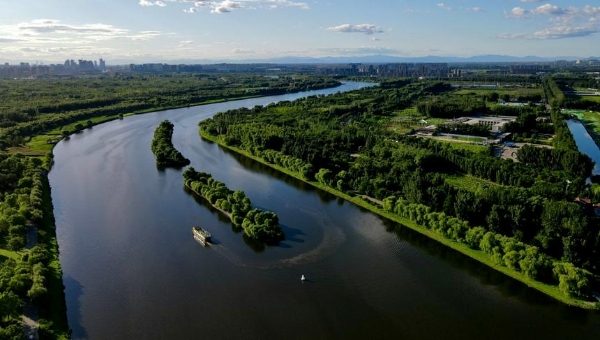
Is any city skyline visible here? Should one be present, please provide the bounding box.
[0,0,599,63]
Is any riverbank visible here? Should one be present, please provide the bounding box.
[199,130,598,310]
[8,84,341,157]
[563,110,600,147]
[39,174,71,338]
[0,80,346,339]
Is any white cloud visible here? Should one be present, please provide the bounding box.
[0,37,24,43]
[316,46,402,56]
[139,0,167,7]
[0,19,165,47]
[232,48,254,54]
[156,0,308,14]
[520,0,542,2]
[533,4,566,16]
[494,33,529,39]
[533,24,599,39]
[436,3,452,11]
[508,7,528,18]
[469,7,486,13]
[211,1,243,13]
[502,4,600,39]
[326,24,383,35]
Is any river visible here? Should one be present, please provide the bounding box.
[49,83,600,339]
[566,119,600,174]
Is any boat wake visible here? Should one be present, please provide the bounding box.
[207,209,346,269]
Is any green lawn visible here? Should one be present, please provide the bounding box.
[454,88,542,96]
[0,248,22,260]
[582,96,600,103]
[387,107,446,134]
[445,174,502,193]
[444,141,488,153]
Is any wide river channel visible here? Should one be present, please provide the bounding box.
[50,82,600,339]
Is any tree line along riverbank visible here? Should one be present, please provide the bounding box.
[198,78,600,309]
[0,74,340,156]
[0,153,70,338]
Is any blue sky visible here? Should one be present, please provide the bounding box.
[0,0,599,63]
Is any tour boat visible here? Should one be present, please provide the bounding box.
[192,226,211,245]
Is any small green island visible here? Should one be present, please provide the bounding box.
[151,120,191,168]
[183,167,285,243]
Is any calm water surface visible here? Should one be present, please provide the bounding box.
[567,119,600,174]
[50,83,600,339]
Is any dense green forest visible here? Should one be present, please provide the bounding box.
[183,168,284,243]
[151,120,190,168]
[0,74,339,149]
[0,153,69,339]
[199,79,600,304]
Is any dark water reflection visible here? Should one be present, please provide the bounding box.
[567,119,600,174]
[50,83,600,340]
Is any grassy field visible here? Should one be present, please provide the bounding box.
[421,135,489,153]
[444,141,488,153]
[0,248,22,260]
[5,113,132,156]
[582,96,600,103]
[453,87,543,98]
[445,174,502,193]
[200,129,598,310]
[386,107,446,134]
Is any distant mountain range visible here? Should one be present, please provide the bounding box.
[14,54,598,66]
[135,54,596,65]
[243,54,587,64]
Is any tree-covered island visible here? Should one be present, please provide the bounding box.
[183,167,284,243]
[151,120,190,168]
[199,77,600,308]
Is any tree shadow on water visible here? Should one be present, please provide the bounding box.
[281,224,305,244]
[62,275,88,340]
[379,218,575,310]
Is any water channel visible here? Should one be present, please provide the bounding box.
[49,83,600,339]
[566,119,600,175]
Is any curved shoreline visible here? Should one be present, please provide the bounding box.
[198,129,599,310]
[19,82,345,157]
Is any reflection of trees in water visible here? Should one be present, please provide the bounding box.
[62,275,88,339]
[183,185,231,224]
[242,233,265,253]
[380,218,560,308]
[217,144,313,192]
